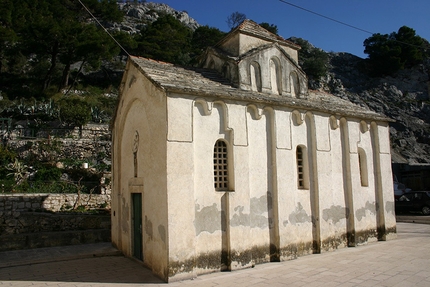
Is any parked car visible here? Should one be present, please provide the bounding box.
[393,180,411,199]
[395,191,430,215]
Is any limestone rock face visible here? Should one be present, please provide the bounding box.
[113,2,200,34]
[324,52,430,164]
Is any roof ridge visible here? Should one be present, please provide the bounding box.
[236,19,301,49]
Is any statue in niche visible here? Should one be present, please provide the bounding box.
[133,130,139,177]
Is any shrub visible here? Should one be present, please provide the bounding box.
[33,164,62,181]
[59,97,91,131]
[289,37,329,79]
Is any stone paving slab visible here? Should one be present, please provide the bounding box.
[0,243,121,268]
[0,223,429,286]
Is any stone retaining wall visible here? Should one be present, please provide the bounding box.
[0,194,112,251]
[0,193,111,213]
[0,212,111,251]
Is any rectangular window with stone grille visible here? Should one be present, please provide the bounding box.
[297,146,304,188]
[214,140,228,190]
[296,145,309,189]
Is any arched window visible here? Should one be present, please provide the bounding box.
[214,140,229,190]
[296,145,309,189]
[222,63,231,80]
[270,57,282,95]
[290,72,300,98]
[250,62,262,92]
[208,60,215,70]
[358,148,368,187]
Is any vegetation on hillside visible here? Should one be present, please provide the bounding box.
[0,2,226,117]
[288,37,329,80]
[363,26,430,76]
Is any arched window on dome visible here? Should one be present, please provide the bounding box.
[270,57,282,95]
[250,61,262,92]
[290,72,300,98]
[358,148,369,187]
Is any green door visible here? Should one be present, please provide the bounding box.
[132,193,143,260]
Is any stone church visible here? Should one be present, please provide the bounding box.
[111,20,396,282]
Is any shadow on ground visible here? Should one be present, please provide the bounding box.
[0,256,165,284]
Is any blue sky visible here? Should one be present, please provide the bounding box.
[149,0,430,58]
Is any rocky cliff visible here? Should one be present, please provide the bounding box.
[108,2,199,34]
[321,52,430,164]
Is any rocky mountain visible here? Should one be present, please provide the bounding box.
[111,3,430,164]
[108,2,200,34]
[320,52,430,164]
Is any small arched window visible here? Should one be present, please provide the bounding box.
[270,57,282,95]
[250,62,262,92]
[222,64,231,80]
[358,148,368,187]
[214,140,229,191]
[290,72,300,98]
[296,145,309,189]
[208,60,215,70]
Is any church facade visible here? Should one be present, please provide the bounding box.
[111,20,396,282]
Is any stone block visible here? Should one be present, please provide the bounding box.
[31,203,40,209]
[6,219,18,226]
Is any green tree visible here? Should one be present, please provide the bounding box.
[191,25,226,55]
[59,24,120,91]
[59,97,91,137]
[4,0,124,94]
[136,14,193,65]
[259,22,278,35]
[0,0,18,74]
[290,38,328,79]
[363,26,429,76]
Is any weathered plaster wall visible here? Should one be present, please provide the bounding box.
[219,33,240,57]
[372,121,397,239]
[238,34,298,63]
[193,101,229,273]
[114,62,396,283]
[319,115,348,250]
[112,61,168,280]
[163,97,396,282]
[246,107,272,262]
[238,33,270,56]
[237,46,307,97]
[165,94,199,280]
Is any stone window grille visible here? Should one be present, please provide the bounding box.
[214,140,229,191]
[296,146,309,189]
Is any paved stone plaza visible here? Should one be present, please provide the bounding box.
[0,222,429,286]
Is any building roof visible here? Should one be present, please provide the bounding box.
[217,19,301,51]
[129,56,392,122]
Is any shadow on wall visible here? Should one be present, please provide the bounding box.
[0,194,111,251]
